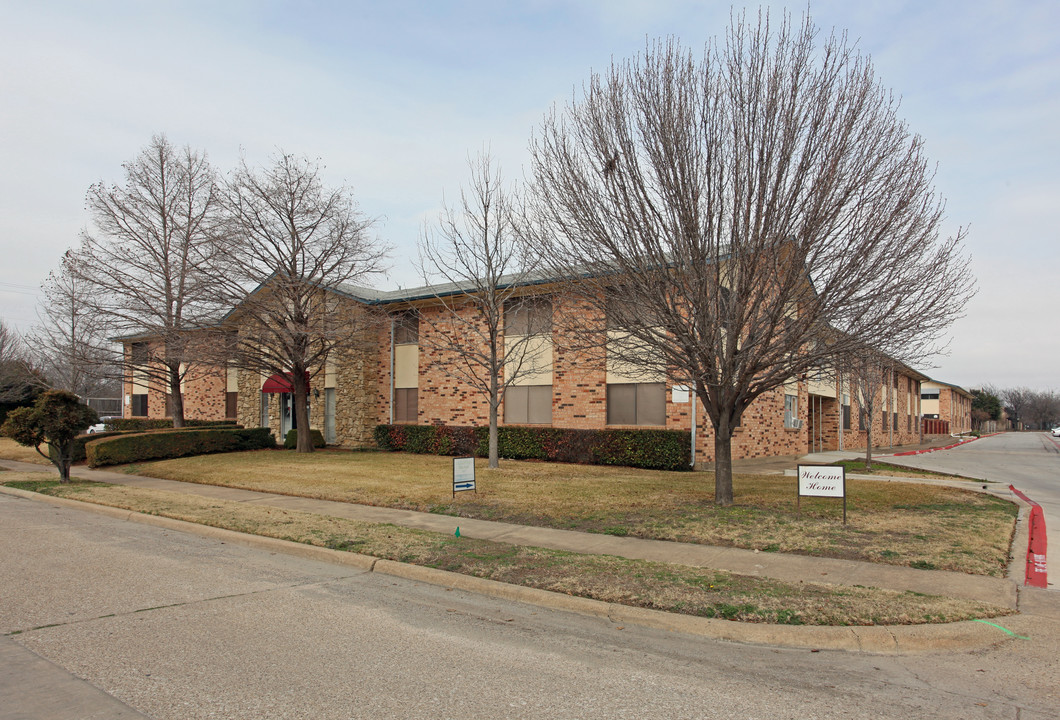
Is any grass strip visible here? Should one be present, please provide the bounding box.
[118,450,1018,577]
[835,459,978,480]
[3,476,1011,627]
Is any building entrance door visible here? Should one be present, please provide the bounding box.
[280,394,299,437]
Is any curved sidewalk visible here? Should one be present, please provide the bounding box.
[0,459,1017,609]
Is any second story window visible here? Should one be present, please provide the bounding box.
[130,342,150,367]
[393,312,419,345]
[504,296,551,336]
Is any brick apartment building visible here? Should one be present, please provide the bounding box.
[122,278,935,462]
[919,380,973,435]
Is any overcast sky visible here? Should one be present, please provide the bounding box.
[1,0,1056,391]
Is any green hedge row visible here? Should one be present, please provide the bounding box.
[62,424,245,464]
[104,418,238,432]
[87,427,276,467]
[373,424,691,471]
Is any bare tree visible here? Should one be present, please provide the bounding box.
[74,135,222,427]
[217,152,387,452]
[30,250,117,400]
[0,320,45,405]
[525,12,975,504]
[416,152,548,468]
[842,348,890,470]
[1024,390,1060,430]
[1001,386,1031,429]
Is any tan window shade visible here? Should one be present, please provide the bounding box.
[504,385,553,424]
[394,388,418,423]
[606,384,637,425]
[636,383,666,425]
[394,345,419,389]
[607,382,665,426]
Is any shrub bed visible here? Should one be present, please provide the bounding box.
[374,424,691,471]
[87,427,275,467]
[105,418,238,432]
[283,429,326,449]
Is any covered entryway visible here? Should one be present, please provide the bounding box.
[805,372,840,453]
[806,394,839,453]
[261,372,311,438]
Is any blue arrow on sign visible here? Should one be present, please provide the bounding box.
[454,482,475,490]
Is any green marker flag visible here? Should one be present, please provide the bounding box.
[455,527,461,538]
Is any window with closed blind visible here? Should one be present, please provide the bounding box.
[606,382,665,426]
[504,385,552,424]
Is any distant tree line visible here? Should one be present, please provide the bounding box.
[999,386,1060,430]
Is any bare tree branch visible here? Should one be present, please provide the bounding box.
[29,249,120,400]
[216,152,388,452]
[525,11,976,504]
[415,151,548,468]
[73,135,223,426]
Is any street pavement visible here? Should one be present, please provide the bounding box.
[883,432,1059,590]
[3,492,1059,720]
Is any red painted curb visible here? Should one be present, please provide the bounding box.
[1010,485,1048,588]
[890,432,1004,457]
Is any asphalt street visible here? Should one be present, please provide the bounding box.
[2,491,1058,720]
[886,432,1059,589]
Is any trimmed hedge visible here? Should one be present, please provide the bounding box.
[87,427,276,467]
[104,418,238,432]
[62,424,246,464]
[283,429,326,449]
[374,424,691,471]
[57,431,128,464]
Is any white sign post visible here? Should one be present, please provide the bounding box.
[452,457,476,497]
[797,465,847,524]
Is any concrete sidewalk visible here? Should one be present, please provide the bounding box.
[708,436,961,475]
[0,458,1018,609]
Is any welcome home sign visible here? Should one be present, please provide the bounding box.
[796,465,847,524]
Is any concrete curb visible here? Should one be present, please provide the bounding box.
[0,485,1018,655]
[890,432,1002,457]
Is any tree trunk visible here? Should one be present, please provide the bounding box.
[53,444,72,484]
[713,415,734,506]
[168,362,186,428]
[489,341,502,470]
[292,370,314,453]
[864,416,874,471]
[488,407,499,469]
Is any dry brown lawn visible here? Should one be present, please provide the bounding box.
[2,476,1010,627]
[0,437,52,465]
[125,449,1018,576]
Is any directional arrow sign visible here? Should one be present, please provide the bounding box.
[452,457,476,497]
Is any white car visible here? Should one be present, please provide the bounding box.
[85,416,119,434]
[1052,427,1060,438]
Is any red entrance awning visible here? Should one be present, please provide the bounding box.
[262,371,310,394]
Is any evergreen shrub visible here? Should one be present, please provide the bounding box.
[105,418,238,432]
[283,429,326,449]
[374,424,691,471]
[87,427,275,467]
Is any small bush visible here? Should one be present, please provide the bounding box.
[374,424,691,471]
[87,427,275,467]
[283,429,326,449]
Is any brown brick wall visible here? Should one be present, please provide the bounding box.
[128,288,938,460]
